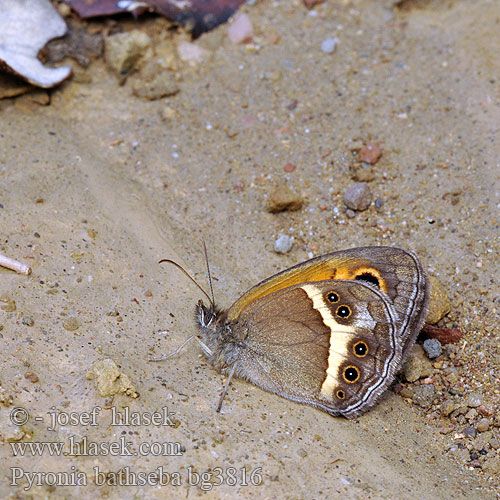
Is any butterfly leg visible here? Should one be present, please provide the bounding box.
[216,362,238,412]
[149,334,197,361]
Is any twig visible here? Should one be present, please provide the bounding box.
[0,254,32,275]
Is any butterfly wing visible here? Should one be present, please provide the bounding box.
[228,246,429,357]
[229,280,402,418]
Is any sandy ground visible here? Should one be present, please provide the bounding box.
[0,0,499,498]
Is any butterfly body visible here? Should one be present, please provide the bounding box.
[195,246,429,418]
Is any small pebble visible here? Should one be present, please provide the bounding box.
[63,317,80,331]
[86,359,138,398]
[478,405,493,416]
[22,316,34,327]
[477,418,491,433]
[451,405,468,417]
[25,372,39,383]
[472,434,489,451]
[489,438,500,449]
[402,344,433,382]
[343,182,372,211]
[296,448,308,458]
[398,386,413,399]
[132,72,180,100]
[359,143,382,164]
[274,235,294,254]
[439,425,456,435]
[267,184,303,213]
[449,386,464,396]
[423,338,442,359]
[104,30,152,76]
[228,13,254,44]
[321,37,339,54]
[374,198,383,208]
[440,399,456,417]
[466,392,483,408]
[161,106,177,122]
[463,426,477,438]
[465,408,478,420]
[57,2,72,16]
[412,384,436,408]
[426,276,451,324]
[350,165,375,182]
[483,457,500,477]
[346,209,356,218]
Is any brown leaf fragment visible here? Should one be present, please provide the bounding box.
[421,324,466,344]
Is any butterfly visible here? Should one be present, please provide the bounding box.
[153,246,429,418]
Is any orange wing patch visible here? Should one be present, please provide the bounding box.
[333,266,387,294]
[227,258,387,321]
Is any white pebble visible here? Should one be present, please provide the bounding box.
[274,235,294,254]
[228,13,254,44]
[321,37,339,54]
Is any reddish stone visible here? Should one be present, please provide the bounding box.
[283,163,297,173]
[25,372,39,383]
[359,143,382,164]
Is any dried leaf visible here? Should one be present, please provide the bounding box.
[64,0,246,37]
[421,324,466,344]
[0,0,72,88]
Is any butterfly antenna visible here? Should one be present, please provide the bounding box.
[202,240,216,307]
[158,259,212,304]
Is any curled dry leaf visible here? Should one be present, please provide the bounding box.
[0,0,72,88]
[421,324,466,344]
[64,0,246,38]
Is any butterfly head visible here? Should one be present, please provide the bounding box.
[195,299,243,371]
[195,299,225,329]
